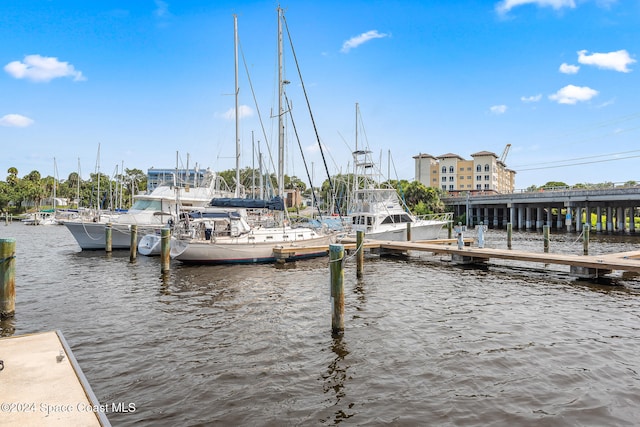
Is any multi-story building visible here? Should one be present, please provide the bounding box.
[414,151,516,194]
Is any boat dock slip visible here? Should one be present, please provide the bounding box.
[0,330,110,426]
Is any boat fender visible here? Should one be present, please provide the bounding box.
[168,218,174,227]
[0,360,3,371]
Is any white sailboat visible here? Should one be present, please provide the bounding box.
[347,105,452,241]
[170,9,336,264]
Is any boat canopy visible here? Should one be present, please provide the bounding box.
[210,196,285,211]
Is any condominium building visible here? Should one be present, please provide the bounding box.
[414,151,516,194]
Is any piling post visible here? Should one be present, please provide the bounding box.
[455,222,464,249]
[161,228,171,273]
[477,221,485,248]
[129,225,138,262]
[329,244,345,335]
[356,230,364,278]
[105,223,112,252]
[447,221,452,239]
[406,222,412,241]
[543,225,550,253]
[0,238,16,318]
[507,222,512,249]
[583,224,590,255]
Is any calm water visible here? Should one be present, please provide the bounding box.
[2,222,640,426]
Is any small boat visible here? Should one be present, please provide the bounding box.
[137,232,163,256]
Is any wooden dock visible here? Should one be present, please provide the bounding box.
[273,238,640,278]
[0,330,110,426]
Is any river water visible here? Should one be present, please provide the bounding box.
[1,222,640,426]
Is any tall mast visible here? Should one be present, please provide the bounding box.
[234,14,241,198]
[277,6,285,200]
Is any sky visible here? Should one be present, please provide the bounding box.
[1,0,639,190]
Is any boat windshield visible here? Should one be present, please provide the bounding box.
[130,199,163,211]
[381,214,412,224]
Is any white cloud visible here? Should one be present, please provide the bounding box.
[154,0,169,17]
[496,0,576,14]
[341,30,390,53]
[4,55,86,82]
[0,114,34,127]
[521,94,542,102]
[548,84,598,104]
[490,105,508,114]
[577,49,636,73]
[559,63,580,74]
[219,105,254,121]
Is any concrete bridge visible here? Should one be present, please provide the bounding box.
[443,186,640,233]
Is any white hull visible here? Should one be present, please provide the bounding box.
[63,221,160,250]
[171,228,335,264]
[352,219,446,241]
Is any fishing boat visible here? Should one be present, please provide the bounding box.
[62,167,234,250]
[170,10,337,264]
[347,107,452,241]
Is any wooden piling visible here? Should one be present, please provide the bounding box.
[583,224,590,255]
[507,223,512,249]
[105,223,112,252]
[447,221,452,239]
[1,238,16,318]
[543,225,550,253]
[161,228,171,273]
[129,224,138,262]
[406,222,412,241]
[329,244,345,335]
[356,230,364,278]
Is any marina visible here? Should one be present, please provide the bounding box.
[2,222,640,425]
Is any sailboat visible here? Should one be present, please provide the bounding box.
[170,9,336,264]
[347,104,452,241]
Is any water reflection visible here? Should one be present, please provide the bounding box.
[321,335,354,424]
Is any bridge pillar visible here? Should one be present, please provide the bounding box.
[607,207,613,232]
[525,207,532,230]
[596,206,602,232]
[618,207,625,232]
[484,207,490,227]
[546,206,553,227]
[630,207,636,233]
[556,206,563,230]
[535,207,543,229]
[576,207,583,233]
[565,207,573,232]
[493,208,499,228]
[517,206,524,230]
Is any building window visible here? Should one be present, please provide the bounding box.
[449,166,454,173]
[441,177,446,182]
[449,176,454,181]
[460,167,464,171]
[442,185,447,190]
[476,184,482,190]
[441,166,447,173]
[467,176,472,180]
[484,164,490,172]
[460,176,464,180]
[484,184,490,189]
[449,185,454,190]
[476,175,482,181]
[476,165,481,172]
[484,175,490,181]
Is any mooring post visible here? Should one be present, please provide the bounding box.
[477,221,485,248]
[161,228,171,273]
[543,225,550,253]
[0,238,16,319]
[129,224,138,262]
[356,230,364,278]
[455,222,464,249]
[447,221,452,239]
[105,223,112,253]
[406,222,412,241]
[583,224,590,255]
[329,244,345,335]
[507,222,512,249]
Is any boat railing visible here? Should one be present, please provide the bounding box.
[415,212,454,223]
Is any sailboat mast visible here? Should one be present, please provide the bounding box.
[277,6,285,200]
[234,14,241,198]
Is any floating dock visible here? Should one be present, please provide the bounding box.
[0,330,110,426]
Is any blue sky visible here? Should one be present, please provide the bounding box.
[1,0,639,189]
